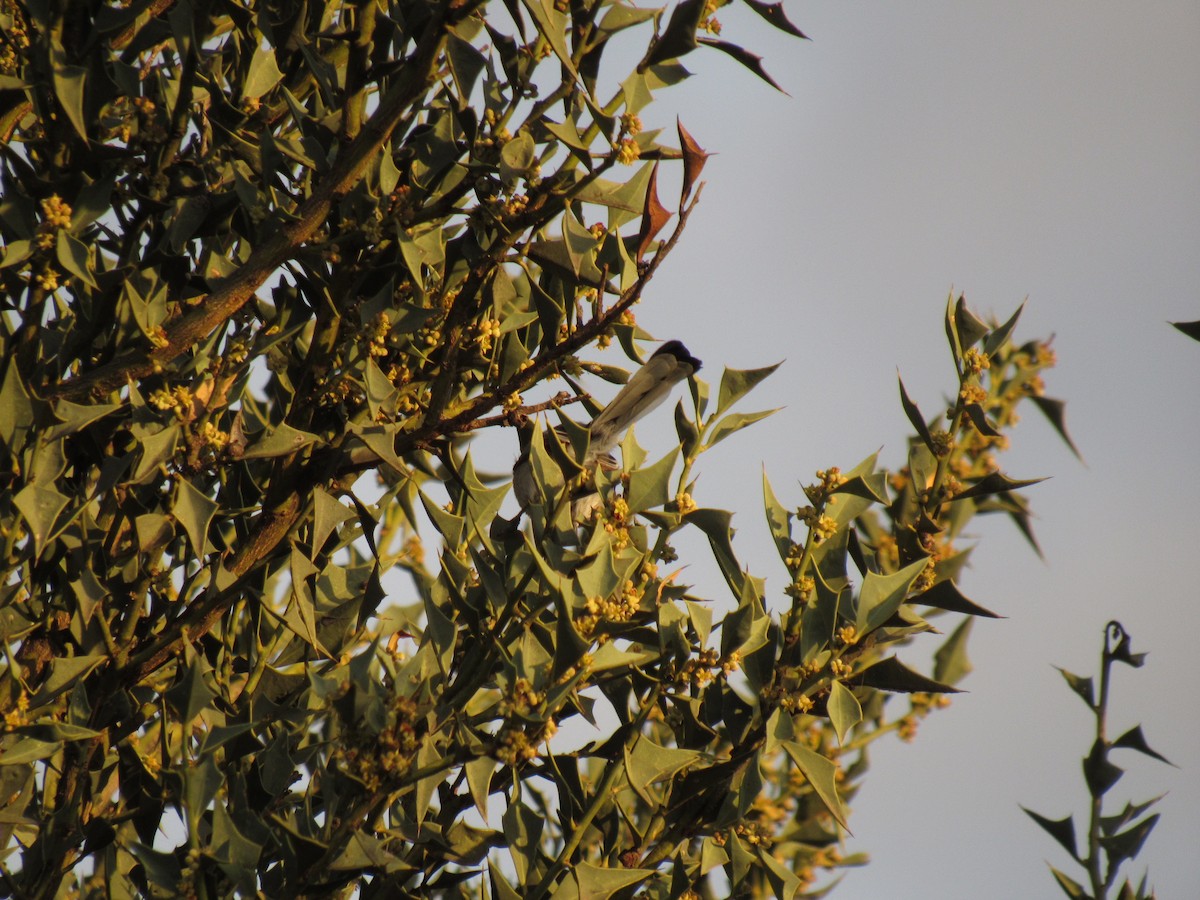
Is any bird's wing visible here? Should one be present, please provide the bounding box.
[585,340,701,464]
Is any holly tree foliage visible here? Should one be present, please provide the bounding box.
[0,0,1075,897]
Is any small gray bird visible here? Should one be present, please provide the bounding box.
[512,340,702,518]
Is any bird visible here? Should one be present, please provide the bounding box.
[512,340,702,519]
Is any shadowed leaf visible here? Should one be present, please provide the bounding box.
[740,0,808,38]
[1021,807,1079,862]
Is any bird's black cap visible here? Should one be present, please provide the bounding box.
[651,340,702,372]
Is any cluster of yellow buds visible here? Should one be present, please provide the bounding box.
[4,691,30,728]
[797,506,837,544]
[615,138,640,166]
[36,195,72,249]
[149,385,195,419]
[700,0,723,34]
[783,575,814,601]
[733,820,772,848]
[962,347,990,376]
[501,678,544,717]
[674,491,696,514]
[803,467,848,505]
[198,421,229,452]
[476,317,501,353]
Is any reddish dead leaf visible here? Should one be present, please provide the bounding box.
[635,162,672,261]
[677,118,711,207]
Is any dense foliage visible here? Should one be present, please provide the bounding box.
[0,1,1074,897]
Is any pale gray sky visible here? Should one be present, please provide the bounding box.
[626,1,1200,896]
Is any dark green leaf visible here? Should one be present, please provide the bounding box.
[898,375,935,452]
[1100,815,1159,871]
[0,737,61,765]
[640,0,707,68]
[697,38,787,93]
[57,230,98,288]
[985,302,1025,355]
[850,656,962,694]
[912,579,1001,618]
[1100,795,1165,837]
[1031,396,1083,461]
[1170,319,1200,342]
[1047,865,1088,898]
[685,507,744,598]
[1056,667,1095,708]
[740,0,808,38]
[573,861,653,898]
[1083,739,1123,797]
[1112,725,1175,767]
[954,296,989,350]
[166,655,215,725]
[14,483,69,557]
[1021,807,1079,861]
[964,402,1001,437]
[952,471,1046,502]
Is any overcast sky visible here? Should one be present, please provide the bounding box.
[609,1,1200,896]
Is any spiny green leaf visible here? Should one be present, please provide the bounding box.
[240,422,320,460]
[827,680,862,745]
[625,737,700,806]
[14,482,69,558]
[57,231,98,288]
[855,557,928,635]
[762,469,792,565]
[174,477,217,558]
[783,741,849,830]
[573,860,653,899]
[705,408,780,449]
[715,362,781,417]
[626,447,678,514]
[166,655,215,725]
